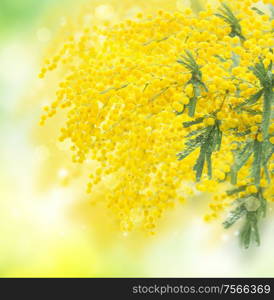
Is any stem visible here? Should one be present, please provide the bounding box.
[262,87,273,141]
[253,140,262,186]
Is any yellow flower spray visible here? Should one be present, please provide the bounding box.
[39,0,273,248]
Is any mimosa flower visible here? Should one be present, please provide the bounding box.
[40,0,273,247]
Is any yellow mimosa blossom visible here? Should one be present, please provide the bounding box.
[39,0,273,247]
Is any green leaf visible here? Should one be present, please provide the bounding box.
[179,124,223,182]
[178,50,208,117]
[240,217,252,249]
[262,143,274,183]
[223,204,246,229]
[234,129,252,137]
[193,126,215,181]
[216,3,245,41]
[226,185,247,196]
[231,142,253,184]
[241,212,260,248]
[258,191,267,218]
[185,127,206,138]
[194,146,206,182]
[185,131,206,147]
[214,124,222,151]
[206,150,212,178]
[188,83,201,117]
[214,55,226,62]
[215,13,233,24]
[241,108,262,115]
[177,51,200,73]
[178,130,206,160]
[262,88,273,140]
[252,140,263,185]
[253,220,260,246]
[183,117,204,128]
[251,7,265,15]
[235,89,264,110]
[177,146,197,161]
[249,59,272,89]
[224,189,267,249]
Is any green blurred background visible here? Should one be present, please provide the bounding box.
[1,0,274,277]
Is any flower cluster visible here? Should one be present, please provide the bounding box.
[40,0,273,246]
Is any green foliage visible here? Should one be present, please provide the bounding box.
[176,5,273,249]
[226,57,273,248]
[183,117,204,128]
[251,7,265,16]
[252,140,263,185]
[177,50,208,117]
[226,185,247,196]
[230,138,272,192]
[240,212,260,249]
[262,142,274,183]
[178,118,222,182]
[223,204,246,229]
[223,189,267,248]
[235,89,264,110]
[178,49,273,248]
[249,59,273,141]
[215,3,245,41]
[230,142,253,185]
